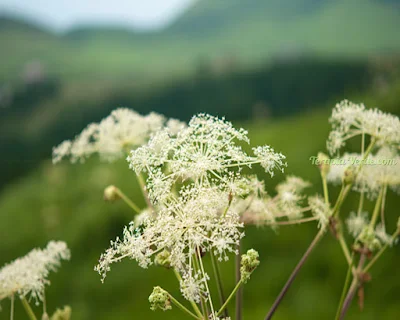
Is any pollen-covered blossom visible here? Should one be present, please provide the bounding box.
[327,100,400,155]
[308,195,331,228]
[128,114,286,203]
[52,108,186,163]
[0,241,70,303]
[346,212,369,238]
[95,185,243,284]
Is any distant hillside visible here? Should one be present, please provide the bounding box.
[1,0,400,82]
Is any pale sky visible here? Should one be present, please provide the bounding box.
[0,0,196,31]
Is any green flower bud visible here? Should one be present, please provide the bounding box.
[155,250,171,269]
[358,226,381,251]
[317,152,330,177]
[103,185,120,202]
[149,286,171,311]
[240,249,260,283]
[343,167,356,185]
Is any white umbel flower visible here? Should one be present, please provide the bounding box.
[95,185,243,283]
[0,241,70,303]
[128,114,286,204]
[53,108,185,163]
[327,100,400,155]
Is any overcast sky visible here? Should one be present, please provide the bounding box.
[0,0,196,31]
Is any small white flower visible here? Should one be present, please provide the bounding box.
[308,195,331,228]
[346,212,369,238]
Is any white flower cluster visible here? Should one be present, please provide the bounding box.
[237,176,311,225]
[0,241,70,303]
[128,114,286,203]
[95,185,243,284]
[327,147,400,198]
[327,100,400,155]
[52,108,185,163]
[96,114,286,307]
[308,195,331,228]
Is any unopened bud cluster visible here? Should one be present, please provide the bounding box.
[149,286,171,311]
[240,249,260,283]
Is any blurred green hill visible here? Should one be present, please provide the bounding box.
[1,0,400,81]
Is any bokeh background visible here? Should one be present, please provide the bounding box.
[1,0,400,319]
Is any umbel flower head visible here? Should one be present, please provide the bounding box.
[95,184,244,283]
[0,241,70,304]
[148,286,171,311]
[128,113,286,204]
[52,108,185,163]
[327,100,400,155]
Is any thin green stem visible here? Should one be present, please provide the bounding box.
[357,192,364,216]
[168,294,202,320]
[210,251,228,318]
[173,269,204,318]
[235,241,243,320]
[335,254,354,320]
[363,228,400,273]
[197,247,215,317]
[338,233,352,265]
[380,184,388,229]
[10,295,14,320]
[115,188,141,214]
[216,280,243,317]
[193,253,208,319]
[322,175,329,205]
[21,297,37,320]
[369,186,385,228]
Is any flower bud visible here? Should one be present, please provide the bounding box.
[103,185,120,202]
[155,250,171,269]
[317,152,330,177]
[240,249,260,283]
[358,226,381,251]
[149,286,171,311]
[343,167,355,185]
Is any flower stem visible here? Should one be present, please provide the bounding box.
[337,232,352,265]
[168,293,202,320]
[363,227,400,273]
[335,254,354,320]
[10,295,14,320]
[114,188,141,214]
[235,241,243,320]
[369,186,385,228]
[210,251,228,318]
[322,175,329,205]
[21,297,37,320]
[216,279,243,317]
[265,227,326,320]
